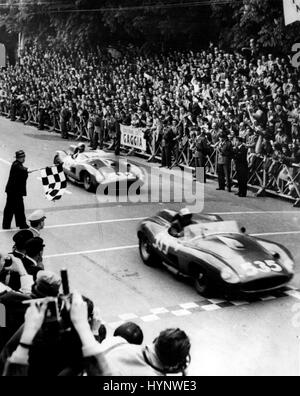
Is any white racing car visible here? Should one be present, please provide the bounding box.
[54,145,145,193]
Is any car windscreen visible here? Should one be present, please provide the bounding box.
[184,221,241,240]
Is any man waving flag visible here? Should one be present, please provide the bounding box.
[283,0,300,25]
[40,164,67,201]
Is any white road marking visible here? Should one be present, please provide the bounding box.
[150,307,169,315]
[44,217,144,230]
[42,228,300,259]
[1,210,299,233]
[172,309,192,317]
[215,211,300,215]
[44,244,139,259]
[0,157,11,165]
[252,231,300,237]
[141,315,160,322]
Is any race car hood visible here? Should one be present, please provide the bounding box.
[185,233,289,280]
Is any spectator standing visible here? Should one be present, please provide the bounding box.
[194,129,209,183]
[216,134,233,192]
[28,210,46,237]
[233,137,249,197]
[160,121,175,169]
[23,237,45,279]
[2,151,29,230]
[60,104,71,140]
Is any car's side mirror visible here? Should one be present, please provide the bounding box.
[241,227,246,234]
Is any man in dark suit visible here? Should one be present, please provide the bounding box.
[216,134,233,192]
[2,151,29,230]
[195,129,209,183]
[160,121,175,169]
[234,137,249,197]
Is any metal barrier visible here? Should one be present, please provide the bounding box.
[1,110,300,207]
[203,151,300,208]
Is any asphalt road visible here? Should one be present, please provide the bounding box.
[1,118,300,376]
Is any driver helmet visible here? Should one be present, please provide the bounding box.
[179,208,191,217]
[78,143,86,153]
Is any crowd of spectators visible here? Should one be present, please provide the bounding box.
[0,228,191,376]
[1,40,300,197]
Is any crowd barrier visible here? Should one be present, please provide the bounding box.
[1,110,300,208]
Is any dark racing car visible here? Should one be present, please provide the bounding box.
[137,209,295,296]
[54,145,145,193]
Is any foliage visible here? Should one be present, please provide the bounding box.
[0,0,299,53]
[212,0,300,54]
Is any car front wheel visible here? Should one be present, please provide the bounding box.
[54,155,62,166]
[194,272,213,297]
[83,172,95,192]
[139,235,160,267]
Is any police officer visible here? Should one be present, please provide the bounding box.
[28,210,47,237]
[2,151,30,230]
[233,136,249,197]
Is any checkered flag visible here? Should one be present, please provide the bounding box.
[40,164,67,201]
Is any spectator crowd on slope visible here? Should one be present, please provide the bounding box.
[1,40,300,197]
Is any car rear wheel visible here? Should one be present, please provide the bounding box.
[139,235,160,267]
[83,172,95,192]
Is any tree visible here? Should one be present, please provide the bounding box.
[212,0,300,54]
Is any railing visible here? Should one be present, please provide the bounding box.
[1,108,300,208]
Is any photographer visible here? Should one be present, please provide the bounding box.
[2,292,111,377]
[99,327,191,376]
[0,253,34,350]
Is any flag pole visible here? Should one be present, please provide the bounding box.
[28,168,46,174]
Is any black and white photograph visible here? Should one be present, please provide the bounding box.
[0,0,300,379]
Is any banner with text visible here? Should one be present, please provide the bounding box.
[121,124,147,152]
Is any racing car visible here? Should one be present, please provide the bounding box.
[54,145,145,193]
[137,209,295,296]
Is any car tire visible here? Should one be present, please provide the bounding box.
[82,172,95,192]
[139,235,161,267]
[194,272,213,297]
[54,155,62,166]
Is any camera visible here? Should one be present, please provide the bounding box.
[4,256,13,268]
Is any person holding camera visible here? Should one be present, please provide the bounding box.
[99,326,191,376]
[0,253,34,351]
[2,292,111,377]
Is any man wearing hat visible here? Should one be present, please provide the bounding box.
[2,150,29,230]
[216,134,233,192]
[28,210,46,237]
[2,230,35,291]
[23,237,45,279]
[233,136,249,198]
